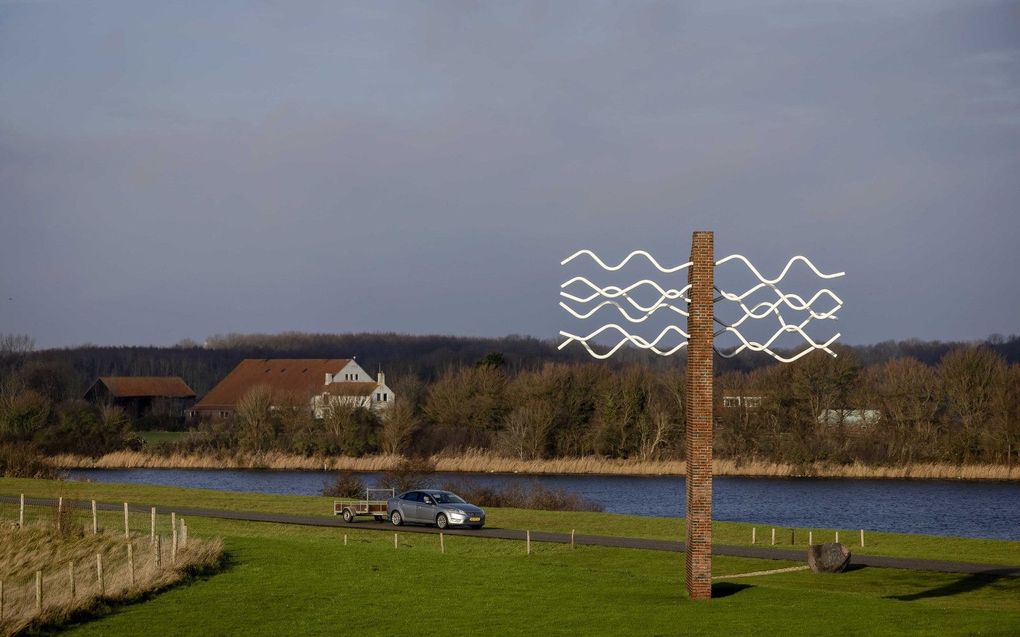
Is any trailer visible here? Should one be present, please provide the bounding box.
[333,489,395,523]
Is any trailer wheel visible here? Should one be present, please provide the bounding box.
[342,508,355,523]
[436,513,449,530]
[390,510,403,526]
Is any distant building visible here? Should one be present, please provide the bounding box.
[817,409,882,427]
[83,377,197,423]
[189,358,394,420]
[720,391,763,409]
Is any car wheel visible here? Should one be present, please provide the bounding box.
[390,510,403,526]
[436,513,449,530]
[342,509,354,523]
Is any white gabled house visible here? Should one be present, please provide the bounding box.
[312,367,395,418]
[190,358,395,420]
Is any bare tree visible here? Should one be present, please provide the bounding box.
[498,402,554,460]
[939,347,1007,463]
[379,377,423,455]
[235,385,276,453]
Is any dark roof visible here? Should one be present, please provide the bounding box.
[86,377,196,399]
[193,358,353,411]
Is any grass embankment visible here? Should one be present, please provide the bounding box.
[0,514,222,636]
[2,477,1018,566]
[2,479,1020,636]
[50,450,1020,481]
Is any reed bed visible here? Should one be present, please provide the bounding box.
[0,515,223,636]
[47,450,1020,481]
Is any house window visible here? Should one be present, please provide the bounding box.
[383,393,387,402]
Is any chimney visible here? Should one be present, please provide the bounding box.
[325,373,333,385]
[377,372,385,386]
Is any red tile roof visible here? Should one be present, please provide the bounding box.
[192,359,353,411]
[87,377,196,399]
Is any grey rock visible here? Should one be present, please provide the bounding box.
[808,542,851,573]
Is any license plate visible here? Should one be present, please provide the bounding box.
[469,517,481,522]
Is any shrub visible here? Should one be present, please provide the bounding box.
[441,479,603,512]
[0,442,62,479]
[377,457,436,493]
[322,472,366,498]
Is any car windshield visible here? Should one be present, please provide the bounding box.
[431,493,466,504]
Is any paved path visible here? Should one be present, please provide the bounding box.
[4,495,1018,577]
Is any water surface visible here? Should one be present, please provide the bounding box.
[69,468,1020,541]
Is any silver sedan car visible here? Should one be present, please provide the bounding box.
[387,490,486,529]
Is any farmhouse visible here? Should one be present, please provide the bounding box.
[83,376,197,424]
[189,358,394,420]
[720,390,763,409]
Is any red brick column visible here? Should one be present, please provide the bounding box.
[685,231,714,600]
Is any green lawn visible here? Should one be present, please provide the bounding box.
[2,478,1019,636]
[135,431,190,445]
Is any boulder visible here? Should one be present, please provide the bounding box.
[808,542,851,573]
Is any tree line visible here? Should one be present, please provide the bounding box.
[0,332,1018,466]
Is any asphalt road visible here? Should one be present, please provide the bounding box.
[3,495,1018,577]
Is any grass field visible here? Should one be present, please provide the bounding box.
[2,478,1020,636]
[134,431,189,446]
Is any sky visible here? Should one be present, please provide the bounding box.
[1,1,1018,350]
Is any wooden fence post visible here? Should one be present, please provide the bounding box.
[835,531,840,544]
[440,532,445,554]
[127,543,135,585]
[96,554,104,595]
[343,534,348,546]
[860,529,865,547]
[526,530,531,555]
[790,529,795,545]
[150,507,156,544]
[57,496,63,532]
[155,536,162,570]
[571,529,575,549]
[752,527,756,544]
[172,525,178,565]
[171,512,176,541]
[68,561,75,600]
[123,502,130,539]
[809,531,813,545]
[91,500,97,535]
[394,533,398,549]
[35,571,42,613]
[771,528,776,545]
[181,520,188,548]
[19,493,24,529]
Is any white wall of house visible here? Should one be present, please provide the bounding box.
[329,360,370,383]
[311,371,396,418]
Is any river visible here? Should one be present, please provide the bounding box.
[68,468,1020,541]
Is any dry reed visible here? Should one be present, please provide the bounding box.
[48,451,1020,481]
[0,520,223,636]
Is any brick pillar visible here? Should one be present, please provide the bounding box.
[685,231,714,600]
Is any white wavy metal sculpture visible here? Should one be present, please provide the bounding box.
[558,248,844,363]
[713,253,844,362]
